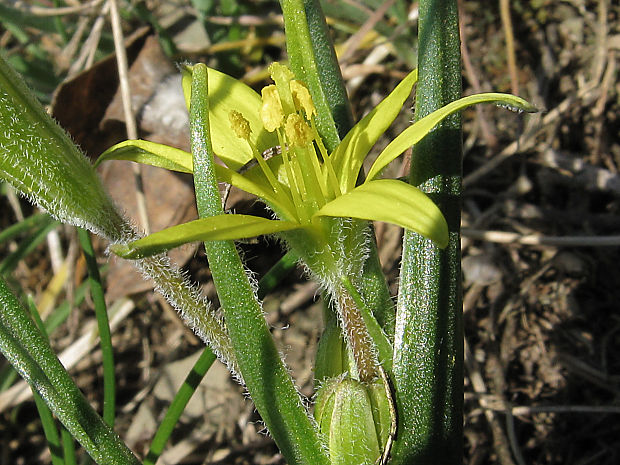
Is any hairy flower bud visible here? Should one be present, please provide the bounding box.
[314,376,391,465]
[315,318,350,383]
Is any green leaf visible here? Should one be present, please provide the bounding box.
[281,0,354,150]
[0,279,140,465]
[181,65,278,170]
[112,214,303,259]
[0,54,130,242]
[367,92,537,181]
[330,69,418,193]
[96,139,193,173]
[144,347,216,465]
[315,178,449,248]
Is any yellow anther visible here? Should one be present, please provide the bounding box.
[285,114,313,147]
[260,85,285,132]
[290,80,316,118]
[228,110,251,140]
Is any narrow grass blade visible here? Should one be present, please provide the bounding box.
[0,213,53,244]
[27,297,64,465]
[0,219,59,276]
[78,228,116,427]
[257,250,299,300]
[144,348,216,465]
[0,278,140,465]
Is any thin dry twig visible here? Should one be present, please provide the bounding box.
[68,3,108,76]
[108,0,150,234]
[8,0,104,17]
[465,339,518,465]
[462,229,620,247]
[0,299,135,412]
[499,0,519,96]
[457,0,498,149]
[339,0,395,64]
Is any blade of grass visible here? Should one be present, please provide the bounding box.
[77,228,116,427]
[0,212,53,244]
[0,278,140,464]
[257,250,299,300]
[0,279,90,393]
[52,0,69,43]
[0,219,60,276]
[30,296,78,465]
[32,391,64,464]
[145,248,304,463]
[44,278,91,334]
[61,426,78,465]
[144,348,216,465]
[0,3,60,34]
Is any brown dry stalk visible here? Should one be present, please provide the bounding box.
[338,287,378,382]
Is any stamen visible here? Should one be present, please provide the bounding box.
[277,129,308,223]
[260,85,285,132]
[229,110,281,196]
[290,80,316,118]
[229,110,251,140]
[284,113,313,147]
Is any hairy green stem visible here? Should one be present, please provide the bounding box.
[392,0,463,464]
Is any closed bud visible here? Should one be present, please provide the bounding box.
[314,376,391,465]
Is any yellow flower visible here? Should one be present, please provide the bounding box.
[100,63,535,270]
